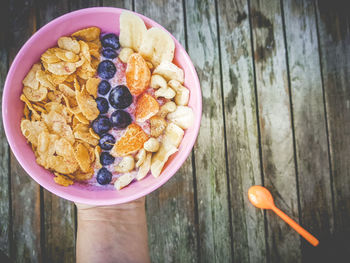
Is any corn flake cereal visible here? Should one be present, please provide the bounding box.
[74,169,94,181]
[74,143,91,173]
[75,87,99,120]
[54,173,74,186]
[74,130,99,146]
[72,27,100,42]
[86,77,99,98]
[36,70,55,90]
[21,119,48,147]
[19,26,105,186]
[58,37,80,54]
[23,64,41,90]
[23,85,48,102]
[47,61,76,75]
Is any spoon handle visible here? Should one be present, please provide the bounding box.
[271,205,319,247]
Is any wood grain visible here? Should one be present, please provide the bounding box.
[316,0,350,257]
[134,1,198,262]
[217,0,267,262]
[185,0,232,262]
[102,0,132,9]
[36,1,76,262]
[70,0,101,10]
[10,154,42,263]
[8,0,42,262]
[0,0,11,258]
[282,0,334,260]
[249,0,301,262]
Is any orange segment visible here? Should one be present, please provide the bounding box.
[135,93,159,122]
[126,53,151,96]
[111,123,149,157]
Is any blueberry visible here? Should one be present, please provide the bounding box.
[109,85,133,109]
[92,116,111,135]
[100,152,115,166]
[98,60,116,79]
[101,33,120,49]
[102,48,118,59]
[96,167,112,185]
[98,80,111,95]
[99,133,116,150]
[96,97,109,114]
[110,110,132,129]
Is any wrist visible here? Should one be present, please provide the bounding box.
[76,197,146,221]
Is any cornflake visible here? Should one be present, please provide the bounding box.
[19,26,102,186]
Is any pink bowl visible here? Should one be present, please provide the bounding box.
[2,7,201,205]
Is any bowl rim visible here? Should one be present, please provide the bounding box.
[2,7,202,205]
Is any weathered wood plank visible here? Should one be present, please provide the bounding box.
[8,0,42,262]
[185,0,232,262]
[10,153,42,263]
[282,0,334,260]
[249,0,301,262]
[102,0,132,9]
[36,1,76,262]
[217,0,267,262]
[70,0,101,10]
[134,1,198,262]
[316,0,350,255]
[0,0,11,258]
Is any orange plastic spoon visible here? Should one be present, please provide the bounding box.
[248,185,319,247]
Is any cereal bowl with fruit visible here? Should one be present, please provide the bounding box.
[2,8,201,205]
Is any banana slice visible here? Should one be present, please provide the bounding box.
[167,106,194,129]
[119,12,147,52]
[163,123,184,148]
[151,143,178,177]
[135,148,147,168]
[136,152,152,181]
[114,173,134,190]
[153,61,184,84]
[139,27,175,67]
[118,47,134,63]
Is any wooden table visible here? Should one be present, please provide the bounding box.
[1,0,350,262]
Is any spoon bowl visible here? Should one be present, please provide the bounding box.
[248,185,275,209]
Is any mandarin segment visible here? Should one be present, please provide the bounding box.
[111,123,149,157]
[126,53,151,96]
[135,93,159,122]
